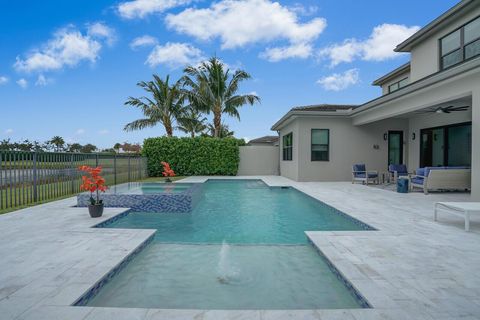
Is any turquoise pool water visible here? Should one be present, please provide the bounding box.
[87,180,371,310]
[101,180,368,244]
[107,182,194,194]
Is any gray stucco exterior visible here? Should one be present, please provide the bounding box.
[272,1,480,200]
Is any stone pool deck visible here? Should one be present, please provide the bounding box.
[0,176,478,319]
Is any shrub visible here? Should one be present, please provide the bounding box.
[142,137,242,176]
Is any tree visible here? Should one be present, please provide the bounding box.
[124,74,184,137]
[177,107,207,138]
[68,143,83,153]
[50,136,65,152]
[81,144,97,153]
[182,57,259,137]
[202,122,234,138]
[113,143,122,153]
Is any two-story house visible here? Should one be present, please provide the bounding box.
[271,0,480,200]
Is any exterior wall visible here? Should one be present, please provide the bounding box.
[278,120,299,181]
[286,117,408,182]
[410,7,480,82]
[472,87,480,200]
[381,70,410,95]
[407,110,472,170]
[237,146,279,176]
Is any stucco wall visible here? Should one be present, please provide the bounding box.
[410,6,480,82]
[278,117,408,182]
[381,70,410,95]
[472,87,480,200]
[237,146,279,176]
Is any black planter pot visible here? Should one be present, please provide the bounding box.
[88,203,104,218]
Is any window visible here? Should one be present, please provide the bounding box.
[282,133,293,161]
[388,77,409,93]
[440,16,480,69]
[311,129,329,161]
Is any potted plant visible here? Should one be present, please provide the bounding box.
[79,165,108,218]
[161,161,176,183]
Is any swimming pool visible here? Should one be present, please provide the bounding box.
[81,180,372,309]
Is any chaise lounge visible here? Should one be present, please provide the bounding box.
[410,167,471,194]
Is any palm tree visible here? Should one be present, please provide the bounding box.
[182,57,259,138]
[50,136,65,152]
[202,122,235,138]
[177,107,207,138]
[124,75,184,137]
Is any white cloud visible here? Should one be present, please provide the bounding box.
[260,43,313,62]
[16,78,28,89]
[87,22,116,46]
[166,0,327,49]
[0,76,8,85]
[316,68,359,91]
[75,128,85,135]
[99,129,109,135]
[130,35,158,50]
[5,129,13,135]
[146,42,204,69]
[35,74,51,86]
[14,24,114,73]
[117,0,193,19]
[318,24,420,66]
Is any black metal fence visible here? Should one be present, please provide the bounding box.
[0,151,147,212]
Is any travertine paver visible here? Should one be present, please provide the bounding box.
[0,176,478,319]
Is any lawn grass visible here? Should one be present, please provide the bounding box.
[0,176,187,215]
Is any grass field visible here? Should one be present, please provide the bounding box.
[0,176,186,215]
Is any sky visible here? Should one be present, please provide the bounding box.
[0,0,459,148]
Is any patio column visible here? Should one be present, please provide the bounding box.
[472,88,480,201]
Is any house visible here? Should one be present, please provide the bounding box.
[271,0,480,200]
[247,136,279,146]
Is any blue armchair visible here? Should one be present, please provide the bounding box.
[388,164,409,183]
[352,164,379,185]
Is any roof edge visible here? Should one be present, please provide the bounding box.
[372,63,410,86]
[395,0,474,52]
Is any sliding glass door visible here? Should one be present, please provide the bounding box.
[420,122,471,167]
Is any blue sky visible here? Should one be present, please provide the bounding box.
[0,0,458,148]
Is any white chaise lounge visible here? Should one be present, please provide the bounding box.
[434,202,480,231]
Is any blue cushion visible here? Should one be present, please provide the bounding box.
[416,168,425,176]
[355,173,378,178]
[411,177,424,185]
[353,164,366,177]
[388,164,408,174]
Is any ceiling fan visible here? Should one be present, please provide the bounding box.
[417,105,470,114]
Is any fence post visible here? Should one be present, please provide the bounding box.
[114,155,117,186]
[70,153,74,194]
[128,156,131,182]
[33,151,38,203]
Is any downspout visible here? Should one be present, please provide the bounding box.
[276,130,281,176]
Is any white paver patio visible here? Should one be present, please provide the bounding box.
[0,176,479,319]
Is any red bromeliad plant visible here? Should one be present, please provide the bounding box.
[79,165,108,205]
[161,161,176,182]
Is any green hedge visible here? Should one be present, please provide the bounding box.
[143,137,244,176]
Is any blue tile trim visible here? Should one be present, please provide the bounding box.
[77,183,203,213]
[72,232,155,307]
[308,238,372,309]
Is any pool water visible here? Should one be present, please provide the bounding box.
[87,180,371,310]
[107,182,194,194]
[88,244,361,309]
[101,180,368,244]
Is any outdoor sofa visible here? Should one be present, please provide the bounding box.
[410,167,471,195]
